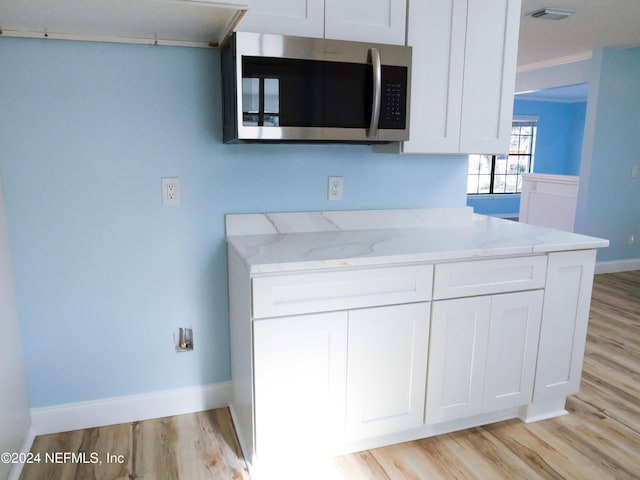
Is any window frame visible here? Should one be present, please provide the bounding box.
[467,116,538,195]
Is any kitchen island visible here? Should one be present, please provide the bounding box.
[225,207,608,472]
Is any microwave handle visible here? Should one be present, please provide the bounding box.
[368,47,382,139]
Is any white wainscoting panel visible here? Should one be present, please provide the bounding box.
[519,174,579,232]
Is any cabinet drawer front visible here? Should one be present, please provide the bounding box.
[433,256,547,299]
[252,265,433,319]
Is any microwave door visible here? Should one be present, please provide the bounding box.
[240,56,373,140]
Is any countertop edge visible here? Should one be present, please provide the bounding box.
[237,241,609,275]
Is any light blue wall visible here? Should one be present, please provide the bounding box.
[467,98,587,216]
[465,194,520,217]
[0,38,467,407]
[513,99,586,175]
[576,47,640,262]
[566,102,587,176]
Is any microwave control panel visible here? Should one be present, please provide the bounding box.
[379,66,408,130]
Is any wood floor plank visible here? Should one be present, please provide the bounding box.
[20,408,249,480]
[20,271,640,480]
[458,424,549,480]
[325,450,389,480]
[192,409,250,479]
[563,398,640,477]
[369,440,456,480]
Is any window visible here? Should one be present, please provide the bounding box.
[467,119,537,194]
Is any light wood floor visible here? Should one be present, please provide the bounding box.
[21,271,640,480]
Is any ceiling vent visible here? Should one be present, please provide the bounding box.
[528,7,574,20]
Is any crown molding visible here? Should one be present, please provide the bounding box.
[517,51,593,73]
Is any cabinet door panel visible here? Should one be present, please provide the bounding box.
[483,291,543,412]
[402,0,466,153]
[346,303,430,440]
[458,0,521,153]
[426,297,490,424]
[253,311,347,459]
[534,250,596,402]
[325,0,407,45]
[238,0,324,38]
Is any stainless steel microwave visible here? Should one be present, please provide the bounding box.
[221,32,412,143]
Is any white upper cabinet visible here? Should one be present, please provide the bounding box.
[458,0,521,154]
[237,0,324,38]
[325,0,407,45]
[402,0,521,154]
[402,0,466,153]
[237,0,406,45]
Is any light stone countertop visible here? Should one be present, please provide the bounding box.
[225,208,609,274]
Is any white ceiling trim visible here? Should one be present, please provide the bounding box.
[517,51,593,73]
[0,29,214,48]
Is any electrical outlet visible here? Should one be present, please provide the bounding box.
[175,327,193,352]
[628,233,635,245]
[632,165,638,178]
[162,177,180,205]
[328,176,343,201]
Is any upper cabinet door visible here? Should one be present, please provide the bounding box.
[324,0,407,45]
[401,0,521,155]
[458,0,522,154]
[402,0,467,153]
[237,0,325,38]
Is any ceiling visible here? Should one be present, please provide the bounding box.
[518,0,640,69]
[517,0,640,101]
[2,0,638,65]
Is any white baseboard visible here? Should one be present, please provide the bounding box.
[518,397,568,424]
[595,258,640,274]
[31,381,231,436]
[7,426,37,480]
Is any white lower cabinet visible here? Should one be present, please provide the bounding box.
[230,249,599,466]
[533,250,596,402]
[425,290,543,424]
[253,302,430,457]
[253,311,348,459]
[426,296,490,423]
[346,302,430,440]
[484,291,543,412]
